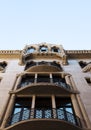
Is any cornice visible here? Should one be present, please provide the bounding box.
[66,50,91,54]
[0,50,22,54]
[0,50,91,54]
[0,50,91,59]
[65,50,91,58]
[0,50,22,59]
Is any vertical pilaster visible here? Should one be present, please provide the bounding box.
[71,94,86,128]
[52,95,56,118]
[1,94,15,128]
[13,75,22,90]
[65,75,72,89]
[65,75,72,86]
[76,95,91,128]
[70,76,77,91]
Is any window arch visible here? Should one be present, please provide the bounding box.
[39,45,48,52]
[26,47,35,54]
[51,47,60,53]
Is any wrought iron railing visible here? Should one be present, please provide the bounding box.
[25,61,62,70]
[53,80,70,90]
[17,78,71,90]
[6,108,82,128]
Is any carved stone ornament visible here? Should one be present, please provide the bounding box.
[82,63,91,72]
[20,43,68,65]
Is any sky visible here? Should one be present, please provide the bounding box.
[0,0,91,50]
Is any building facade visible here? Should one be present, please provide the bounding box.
[0,43,91,130]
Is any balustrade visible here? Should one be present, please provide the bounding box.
[18,78,71,90]
[6,108,82,128]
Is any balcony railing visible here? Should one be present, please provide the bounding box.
[6,108,82,128]
[17,78,71,90]
[25,61,62,71]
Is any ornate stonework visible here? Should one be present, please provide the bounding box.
[0,43,91,130]
[82,64,91,72]
[20,43,68,65]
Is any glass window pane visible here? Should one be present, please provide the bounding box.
[65,107,73,113]
[13,108,21,114]
[27,48,35,53]
[40,46,48,52]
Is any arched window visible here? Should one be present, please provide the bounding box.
[26,47,35,54]
[40,46,48,52]
[51,47,60,53]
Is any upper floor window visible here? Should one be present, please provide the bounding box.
[79,61,87,68]
[18,74,35,88]
[40,46,48,52]
[17,73,71,91]
[79,61,91,72]
[37,74,50,83]
[85,77,91,86]
[10,97,32,125]
[55,97,76,124]
[51,47,60,53]
[0,61,7,72]
[26,47,35,54]
[8,96,80,127]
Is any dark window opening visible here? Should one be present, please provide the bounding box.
[51,47,60,53]
[35,97,52,118]
[18,75,35,88]
[50,61,62,70]
[35,97,52,109]
[55,97,77,125]
[52,75,65,84]
[10,98,32,125]
[37,75,50,83]
[85,77,91,86]
[25,61,36,70]
[52,75,70,89]
[38,61,48,65]
[0,61,7,72]
[79,61,87,68]
[40,46,48,52]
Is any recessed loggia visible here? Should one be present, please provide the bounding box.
[5,97,83,130]
[11,74,78,95]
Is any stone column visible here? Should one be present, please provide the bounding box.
[31,95,36,108]
[1,94,15,128]
[52,95,56,118]
[34,74,37,83]
[50,74,52,83]
[31,95,36,118]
